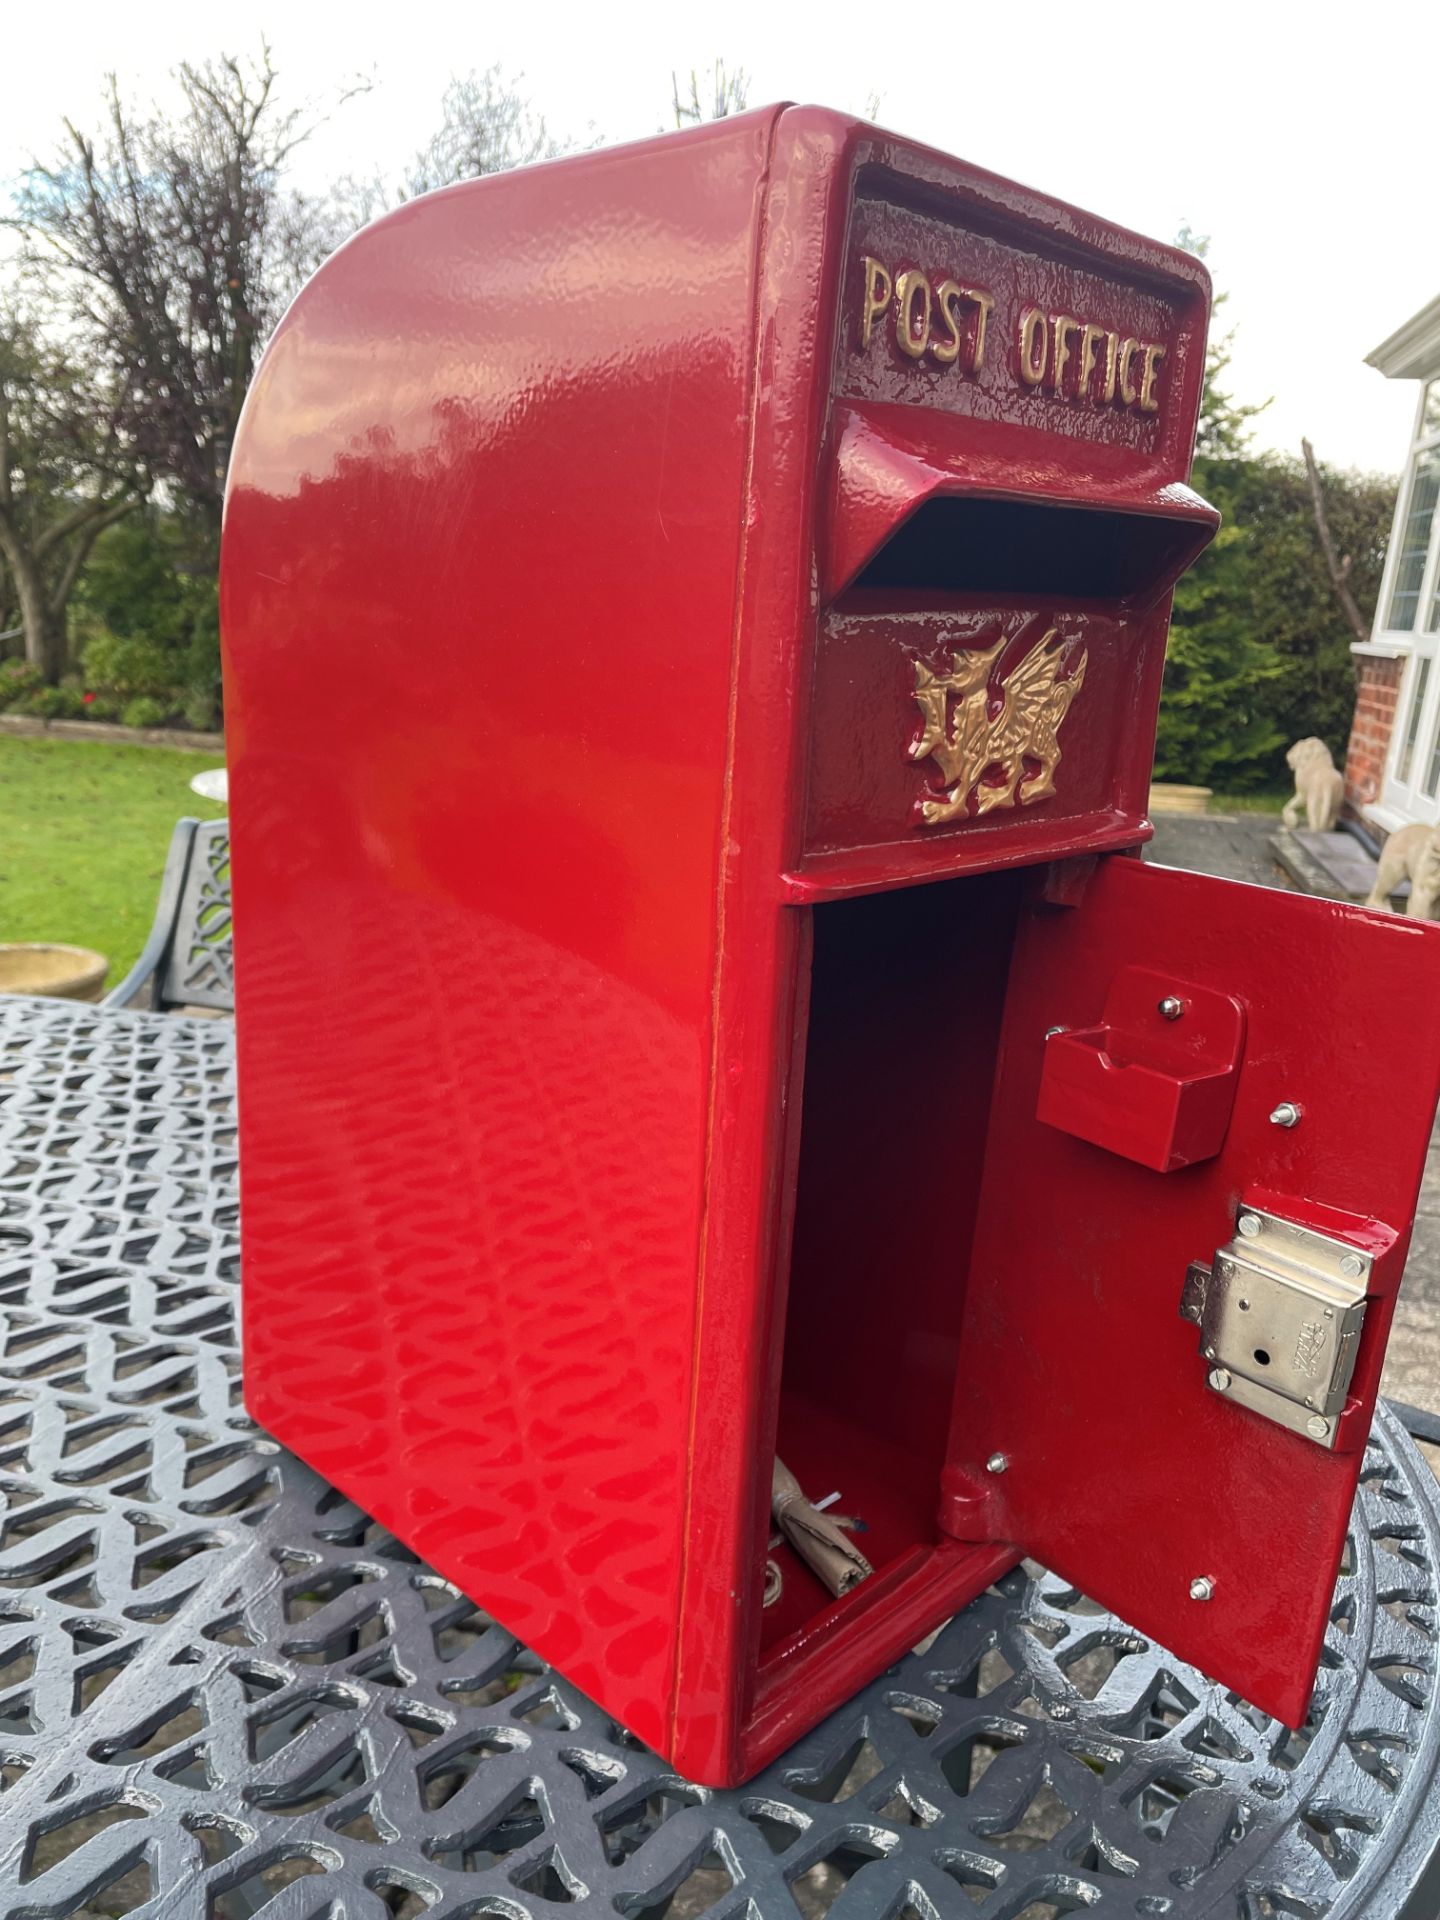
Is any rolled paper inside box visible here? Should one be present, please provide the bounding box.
[771,1456,874,1597]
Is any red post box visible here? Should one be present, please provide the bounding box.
[222,106,1440,1787]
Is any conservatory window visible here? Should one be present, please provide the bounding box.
[1386,445,1440,633]
[1397,655,1431,783]
[1379,379,1440,824]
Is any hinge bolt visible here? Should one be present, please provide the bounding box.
[1209,1367,1232,1392]
[1339,1254,1365,1279]
[1269,1102,1302,1128]
[1158,996,1185,1020]
[1307,1415,1331,1440]
[1189,1576,1215,1601]
[1238,1214,1262,1239]
[985,1453,1009,1474]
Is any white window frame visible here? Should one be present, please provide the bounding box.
[1376,376,1440,826]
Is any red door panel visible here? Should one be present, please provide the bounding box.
[947,854,1440,1727]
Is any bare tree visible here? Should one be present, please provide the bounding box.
[406,67,563,196]
[670,63,750,129]
[0,315,141,679]
[1302,437,1372,648]
[14,47,363,556]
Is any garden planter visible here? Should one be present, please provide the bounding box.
[1149,781,1213,814]
[0,942,108,1001]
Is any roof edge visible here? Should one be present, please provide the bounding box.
[1367,292,1440,380]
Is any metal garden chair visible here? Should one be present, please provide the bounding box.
[105,815,234,1014]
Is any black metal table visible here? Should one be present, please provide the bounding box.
[2,995,1438,1920]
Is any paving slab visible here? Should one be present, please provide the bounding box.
[1271,824,1386,902]
[1146,808,1295,890]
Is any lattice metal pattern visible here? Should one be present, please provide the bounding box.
[162,821,234,1012]
[0,995,1437,1920]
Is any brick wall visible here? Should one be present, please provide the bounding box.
[1343,654,1403,811]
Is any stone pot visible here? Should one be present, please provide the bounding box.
[0,943,109,1002]
[1148,783,1213,816]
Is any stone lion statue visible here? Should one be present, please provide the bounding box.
[1282,737,1345,833]
[1364,823,1440,919]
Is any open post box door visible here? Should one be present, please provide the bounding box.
[944,856,1440,1727]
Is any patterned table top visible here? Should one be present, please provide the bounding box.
[1,993,1437,1920]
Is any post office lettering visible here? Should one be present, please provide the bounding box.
[1014,307,1164,414]
[857,257,1164,416]
[859,256,992,378]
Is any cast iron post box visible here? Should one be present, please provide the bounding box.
[222,106,1440,1787]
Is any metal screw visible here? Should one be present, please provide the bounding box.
[1158,996,1185,1021]
[1189,1576,1215,1601]
[1340,1254,1365,1279]
[1209,1367,1231,1392]
[1269,1102,1302,1128]
[1307,1415,1331,1440]
[1238,1214,1262,1238]
[985,1453,1009,1475]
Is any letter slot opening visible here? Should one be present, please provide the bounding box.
[853,496,1212,605]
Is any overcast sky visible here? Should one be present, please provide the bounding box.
[5,0,1435,476]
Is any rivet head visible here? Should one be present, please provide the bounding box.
[1238,1214,1262,1239]
[1209,1367,1232,1392]
[985,1452,1009,1475]
[1044,1026,1065,1040]
[1190,1576,1215,1601]
[1269,1102,1302,1128]
[1339,1254,1365,1279]
[1307,1415,1331,1440]
[1158,996,1185,1021]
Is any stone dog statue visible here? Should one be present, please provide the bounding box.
[1282,737,1345,833]
[1365,823,1440,919]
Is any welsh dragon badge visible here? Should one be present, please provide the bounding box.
[908,628,1087,826]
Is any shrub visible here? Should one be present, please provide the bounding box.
[80,516,193,650]
[120,695,175,730]
[77,516,222,724]
[181,685,219,731]
[1156,452,1395,791]
[0,661,46,710]
[11,684,89,719]
[81,629,184,701]
[82,693,123,722]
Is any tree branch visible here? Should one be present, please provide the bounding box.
[1302,437,1371,648]
[33,484,139,559]
[46,492,138,618]
[0,381,11,511]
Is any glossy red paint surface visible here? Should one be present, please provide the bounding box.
[1037,963,1245,1172]
[223,105,1439,1786]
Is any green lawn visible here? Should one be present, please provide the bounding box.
[0,735,227,986]
[1210,790,1288,815]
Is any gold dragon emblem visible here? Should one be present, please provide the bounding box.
[908,628,1088,826]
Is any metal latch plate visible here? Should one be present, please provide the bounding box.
[1181,1206,1370,1448]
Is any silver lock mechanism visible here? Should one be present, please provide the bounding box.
[1181,1206,1371,1449]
